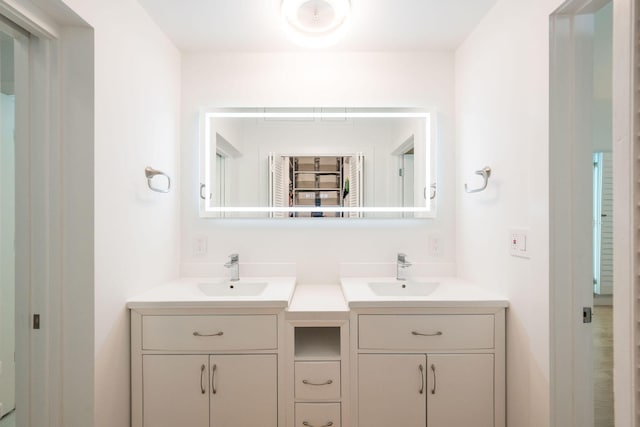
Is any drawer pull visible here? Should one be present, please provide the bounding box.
[431,364,437,395]
[419,364,424,394]
[411,330,443,337]
[193,331,224,337]
[302,379,333,386]
[302,422,333,427]
[211,364,217,394]
[200,364,206,394]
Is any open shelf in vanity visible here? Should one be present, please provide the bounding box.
[295,326,341,359]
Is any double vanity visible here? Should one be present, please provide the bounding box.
[128,274,507,427]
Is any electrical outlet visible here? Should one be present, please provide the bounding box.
[509,228,530,258]
[193,236,208,256]
[428,234,443,257]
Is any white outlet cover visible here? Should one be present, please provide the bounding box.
[509,228,530,259]
[193,236,208,256]
[428,234,443,257]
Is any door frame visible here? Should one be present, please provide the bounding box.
[0,3,95,427]
[610,0,635,424]
[550,0,635,426]
[0,6,61,426]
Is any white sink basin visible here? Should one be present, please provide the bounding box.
[198,281,268,297]
[368,281,439,297]
[127,277,297,309]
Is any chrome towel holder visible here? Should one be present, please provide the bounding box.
[145,166,171,193]
[464,166,492,193]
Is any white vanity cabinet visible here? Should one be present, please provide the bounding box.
[143,354,277,427]
[130,309,285,427]
[351,308,505,427]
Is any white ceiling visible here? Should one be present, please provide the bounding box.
[137,0,498,52]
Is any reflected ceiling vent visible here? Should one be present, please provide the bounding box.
[281,0,351,48]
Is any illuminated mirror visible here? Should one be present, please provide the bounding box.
[199,108,436,218]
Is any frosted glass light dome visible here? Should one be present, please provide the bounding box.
[281,0,351,48]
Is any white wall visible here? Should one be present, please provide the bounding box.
[455,0,564,425]
[58,1,181,426]
[181,52,456,282]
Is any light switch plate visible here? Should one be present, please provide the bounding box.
[509,228,530,258]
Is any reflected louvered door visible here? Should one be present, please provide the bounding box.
[269,154,287,218]
[599,153,614,294]
[349,153,363,217]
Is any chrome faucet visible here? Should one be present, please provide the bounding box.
[397,253,412,281]
[225,253,240,282]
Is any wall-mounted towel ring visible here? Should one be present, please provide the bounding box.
[423,183,437,200]
[145,167,171,193]
[464,166,492,193]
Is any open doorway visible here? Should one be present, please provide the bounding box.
[589,3,614,426]
[550,0,620,425]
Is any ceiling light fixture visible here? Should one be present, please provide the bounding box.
[281,0,352,48]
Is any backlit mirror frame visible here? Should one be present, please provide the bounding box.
[199,108,436,218]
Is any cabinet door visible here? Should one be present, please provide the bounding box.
[143,355,209,427]
[427,354,494,427]
[358,354,426,427]
[210,354,277,427]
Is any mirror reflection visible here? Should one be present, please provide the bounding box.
[200,108,435,218]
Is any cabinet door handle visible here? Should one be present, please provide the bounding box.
[412,331,443,337]
[302,422,333,427]
[419,364,424,394]
[431,364,436,395]
[200,364,206,394]
[211,364,217,394]
[302,379,333,386]
[193,331,224,337]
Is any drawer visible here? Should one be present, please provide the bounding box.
[296,157,316,171]
[318,175,339,187]
[318,157,339,172]
[295,403,341,427]
[296,173,316,188]
[358,314,494,350]
[318,191,339,206]
[295,362,341,400]
[142,315,277,351]
[296,192,317,206]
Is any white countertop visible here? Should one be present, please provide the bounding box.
[340,277,509,308]
[127,277,297,309]
[288,284,349,312]
[127,276,508,310]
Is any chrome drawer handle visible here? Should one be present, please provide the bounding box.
[211,364,217,394]
[302,379,333,386]
[431,364,437,395]
[200,364,206,394]
[302,422,333,427]
[419,364,424,394]
[411,331,443,337]
[193,331,224,337]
